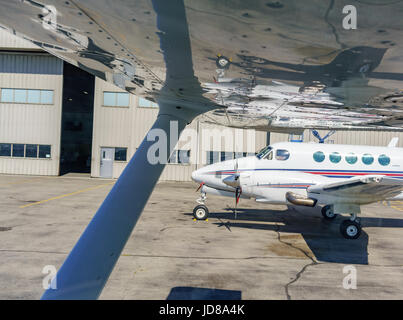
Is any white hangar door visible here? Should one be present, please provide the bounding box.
[100,147,114,178]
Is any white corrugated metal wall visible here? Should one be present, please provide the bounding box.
[270,130,403,148]
[0,51,63,176]
[92,78,268,181]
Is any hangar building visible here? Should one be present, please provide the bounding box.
[1,29,402,181]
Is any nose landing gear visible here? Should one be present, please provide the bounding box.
[193,204,209,220]
[193,190,209,220]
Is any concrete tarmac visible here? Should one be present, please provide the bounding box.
[0,174,403,299]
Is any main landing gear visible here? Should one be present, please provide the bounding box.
[340,214,361,240]
[321,205,362,239]
[193,190,209,220]
[321,205,337,220]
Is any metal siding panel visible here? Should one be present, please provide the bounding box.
[0,53,62,75]
[0,57,63,175]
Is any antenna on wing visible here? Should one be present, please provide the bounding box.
[311,129,335,143]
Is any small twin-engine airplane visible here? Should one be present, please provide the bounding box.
[191,139,403,240]
[2,0,403,299]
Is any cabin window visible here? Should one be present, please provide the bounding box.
[313,151,325,163]
[329,152,341,163]
[362,154,374,165]
[275,149,290,161]
[345,153,357,164]
[378,154,390,166]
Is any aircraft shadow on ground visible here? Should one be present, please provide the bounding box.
[166,287,242,300]
[186,206,403,265]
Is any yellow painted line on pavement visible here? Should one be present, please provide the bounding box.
[20,182,115,208]
[381,200,403,212]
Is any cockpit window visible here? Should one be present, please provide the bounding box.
[275,149,290,161]
[256,146,272,159]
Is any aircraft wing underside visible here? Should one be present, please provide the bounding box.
[308,175,403,201]
[1,0,403,131]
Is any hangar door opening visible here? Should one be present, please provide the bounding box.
[59,62,95,175]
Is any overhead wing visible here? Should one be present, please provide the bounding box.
[308,175,403,201]
[1,1,403,131]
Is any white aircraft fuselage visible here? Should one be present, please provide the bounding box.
[191,141,403,237]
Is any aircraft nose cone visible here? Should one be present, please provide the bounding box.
[191,169,200,183]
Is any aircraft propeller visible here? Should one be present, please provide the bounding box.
[233,159,241,219]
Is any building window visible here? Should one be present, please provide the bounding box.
[207,151,256,164]
[0,143,50,159]
[169,150,190,164]
[26,144,38,158]
[12,144,24,157]
[378,154,390,166]
[138,97,158,108]
[345,153,357,164]
[14,90,27,103]
[103,92,129,107]
[329,152,341,163]
[362,154,374,165]
[1,89,13,102]
[178,150,190,164]
[0,143,11,156]
[289,133,303,142]
[168,150,177,164]
[114,147,127,161]
[234,152,250,159]
[220,151,234,162]
[0,88,54,104]
[39,145,51,158]
[40,90,54,104]
[27,90,40,103]
[206,151,219,165]
[313,151,325,163]
[275,149,290,161]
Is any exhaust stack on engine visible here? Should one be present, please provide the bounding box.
[286,191,317,207]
